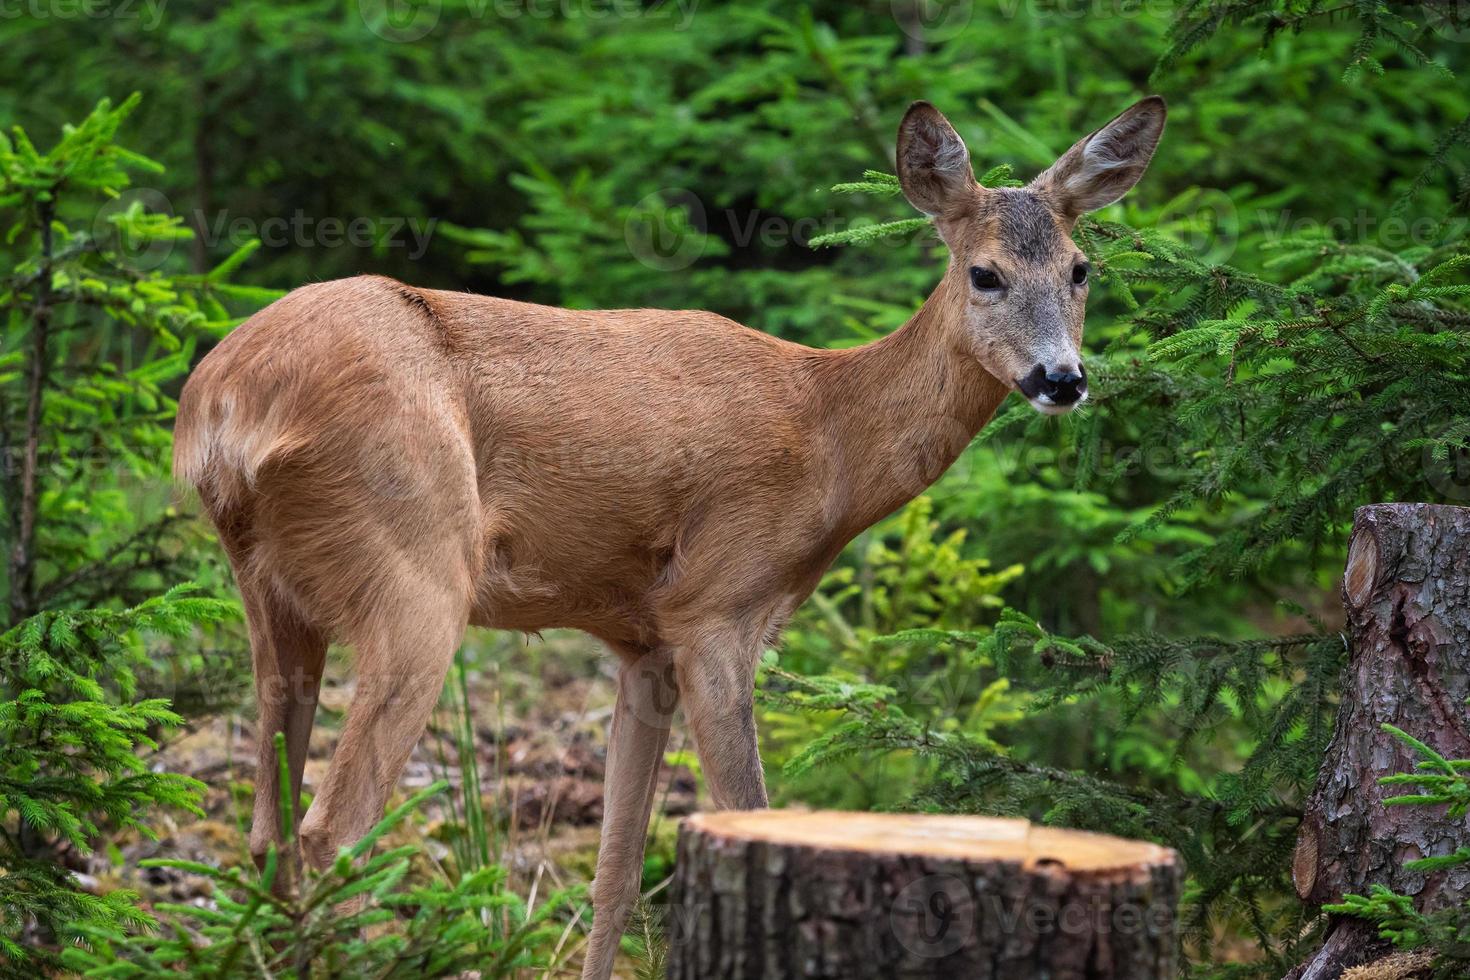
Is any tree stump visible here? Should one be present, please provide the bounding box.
[665,810,1181,979]
[1289,503,1470,979]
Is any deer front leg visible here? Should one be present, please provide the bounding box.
[582,646,679,980]
[674,627,768,810]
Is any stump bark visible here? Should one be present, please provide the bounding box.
[1288,503,1470,979]
[665,810,1181,979]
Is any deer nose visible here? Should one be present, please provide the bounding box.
[1039,365,1086,405]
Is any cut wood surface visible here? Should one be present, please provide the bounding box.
[666,809,1182,979]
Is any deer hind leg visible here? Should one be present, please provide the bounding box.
[298,583,469,873]
[242,587,328,889]
[582,646,680,980]
[242,394,481,874]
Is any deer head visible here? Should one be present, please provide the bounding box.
[896,96,1166,414]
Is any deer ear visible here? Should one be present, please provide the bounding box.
[896,101,977,218]
[1032,96,1166,220]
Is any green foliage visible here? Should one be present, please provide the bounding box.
[63,741,580,979]
[618,901,671,980]
[430,649,501,879]
[810,164,1020,248]
[1377,724,1470,819]
[790,496,1024,657]
[762,497,1025,809]
[0,98,260,971]
[1,589,229,849]
[1086,225,1469,588]
[1158,1,1464,81]
[0,3,503,288]
[0,588,232,967]
[0,94,273,619]
[1325,725,1470,972]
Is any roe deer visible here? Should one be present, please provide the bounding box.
[173,97,1165,979]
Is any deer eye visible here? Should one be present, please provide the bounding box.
[1072,263,1089,285]
[970,266,1003,291]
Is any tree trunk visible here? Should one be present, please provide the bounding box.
[1288,503,1470,979]
[666,810,1181,979]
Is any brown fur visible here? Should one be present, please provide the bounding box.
[173,97,1164,979]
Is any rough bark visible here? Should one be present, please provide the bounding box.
[666,810,1181,980]
[1288,503,1470,979]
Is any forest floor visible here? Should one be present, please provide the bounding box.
[66,626,1276,973]
[74,631,698,975]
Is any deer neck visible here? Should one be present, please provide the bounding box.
[810,276,1009,535]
